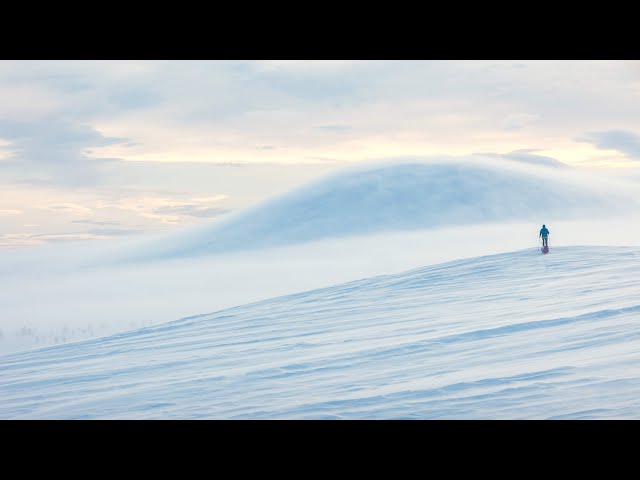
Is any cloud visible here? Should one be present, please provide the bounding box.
[233,61,369,106]
[108,88,162,111]
[86,228,141,236]
[39,203,93,215]
[0,227,143,249]
[576,130,640,159]
[253,60,358,73]
[72,219,121,226]
[0,232,95,248]
[502,113,540,131]
[305,156,341,163]
[315,124,353,133]
[0,84,63,121]
[0,234,43,248]
[2,60,639,170]
[152,205,231,219]
[479,150,569,168]
[0,118,129,186]
[77,191,234,226]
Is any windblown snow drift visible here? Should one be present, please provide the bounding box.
[2,246,640,419]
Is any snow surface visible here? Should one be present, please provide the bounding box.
[2,245,640,419]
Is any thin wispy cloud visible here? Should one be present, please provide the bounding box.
[0,118,128,186]
[152,205,231,219]
[577,130,640,160]
[315,124,353,133]
[502,113,540,131]
[72,219,122,226]
[85,228,141,236]
[478,150,569,168]
[39,203,94,215]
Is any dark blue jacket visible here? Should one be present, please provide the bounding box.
[540,227,549,238]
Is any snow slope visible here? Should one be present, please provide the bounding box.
[2,245,640,419]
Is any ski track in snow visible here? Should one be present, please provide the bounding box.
[1,246,640,419]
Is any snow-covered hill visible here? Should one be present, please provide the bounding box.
[2,245,640,419]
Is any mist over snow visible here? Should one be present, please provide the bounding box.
[110,155,638,261]
[1,155,640,355]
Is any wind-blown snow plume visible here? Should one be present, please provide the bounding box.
[118,155,636,261]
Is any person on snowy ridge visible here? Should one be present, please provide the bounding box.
[540,224,550,247]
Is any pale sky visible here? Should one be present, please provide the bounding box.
[1,60,639,248]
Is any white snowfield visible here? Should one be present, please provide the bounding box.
[2,245,640,419]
